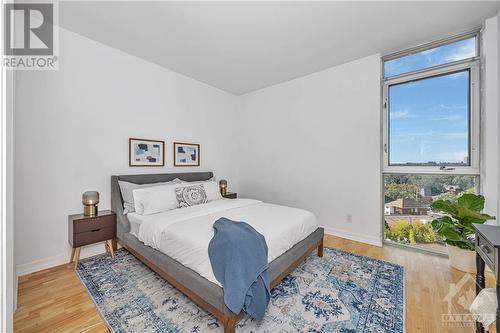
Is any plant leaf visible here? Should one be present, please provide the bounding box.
[447,239,475,251]
[457,193,485,211]
[430,194,496,250]
[431,200,458,215]
[455,207,495,224]
[431,216,465,242]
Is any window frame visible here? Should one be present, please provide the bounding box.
[383,32,480,79]
[382,34,480,175]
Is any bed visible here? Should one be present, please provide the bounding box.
[111,172,324,333]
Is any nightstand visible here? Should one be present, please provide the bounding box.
[68,210,116,268]
[474,224,500,333]
[223,192,237,199]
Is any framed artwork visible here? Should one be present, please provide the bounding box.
[129,138,165,167]
[174,142,200,167]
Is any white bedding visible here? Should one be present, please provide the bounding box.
[137,198,318,286]
[127,212,144,237]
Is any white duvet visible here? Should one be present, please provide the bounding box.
[137,198,318,286]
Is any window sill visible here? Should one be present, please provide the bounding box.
[383,167,480,175]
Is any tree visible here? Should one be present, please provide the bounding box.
[385,219,438,244]
[385,183,420,200]
[433,192,459,203]
[384,174,410,185]
[432,188,477,205]
[385,174,476,196]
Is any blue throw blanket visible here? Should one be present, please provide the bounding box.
[208,217,270,320]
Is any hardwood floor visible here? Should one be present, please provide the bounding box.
[14,264,108,333]
[14,234,495,333]
[327,236,496,333]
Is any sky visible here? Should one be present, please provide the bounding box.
[385,37,475,165]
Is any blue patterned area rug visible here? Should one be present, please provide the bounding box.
[76,247,405,333]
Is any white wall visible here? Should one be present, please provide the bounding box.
[483,15,500,217]
[2,69,16,333]
[14,27,240,275]
[497,11,500,220]
[237,55,382,246]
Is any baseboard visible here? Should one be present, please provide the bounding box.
[16,243,108,276]
[14,273,17,310]
[323,226,383,247]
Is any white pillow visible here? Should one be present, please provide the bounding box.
[133,180,223,215]
[118,179,184,214]
[133,183,182,215]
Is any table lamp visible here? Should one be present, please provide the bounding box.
[82,191,99,216]
[219,180,227,196]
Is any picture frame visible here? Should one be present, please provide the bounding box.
[173,142,200,167]
[129,138,165,167]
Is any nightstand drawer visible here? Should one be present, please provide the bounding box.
[477,234,495,268]
[73,214,115,233]
[73,227,115,247]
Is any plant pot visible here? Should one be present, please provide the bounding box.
[446,244,476,273]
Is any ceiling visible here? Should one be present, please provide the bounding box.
[59,1,500,95]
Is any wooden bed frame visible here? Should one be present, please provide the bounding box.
[111,172,324,333]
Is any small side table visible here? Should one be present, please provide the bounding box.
[222,192,237,199]
[474,223,500,333]
[68,210,117,268]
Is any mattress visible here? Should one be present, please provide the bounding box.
[137,198,318,285]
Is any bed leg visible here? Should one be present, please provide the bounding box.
[111,238,118,252]
[318,238,324,257]
[224,315,238,333]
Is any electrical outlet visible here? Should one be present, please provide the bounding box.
[346,214,353,223]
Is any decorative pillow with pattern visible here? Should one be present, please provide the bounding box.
[175,184,208,208]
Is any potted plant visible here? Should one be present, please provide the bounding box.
[431,193,495,273]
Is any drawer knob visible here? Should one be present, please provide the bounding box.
[481,244,491,254]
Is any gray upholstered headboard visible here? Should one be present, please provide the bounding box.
[111,172,214,239]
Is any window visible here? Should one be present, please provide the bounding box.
[383,32,480,174]
[388,69,471,167]
[382,32,481,254]
[384,36,477,77]
[384,174,478,254]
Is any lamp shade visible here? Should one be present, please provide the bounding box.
[219,180,228,195]
[82,191,99,205]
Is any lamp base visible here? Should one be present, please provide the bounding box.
[84,205,98,216]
